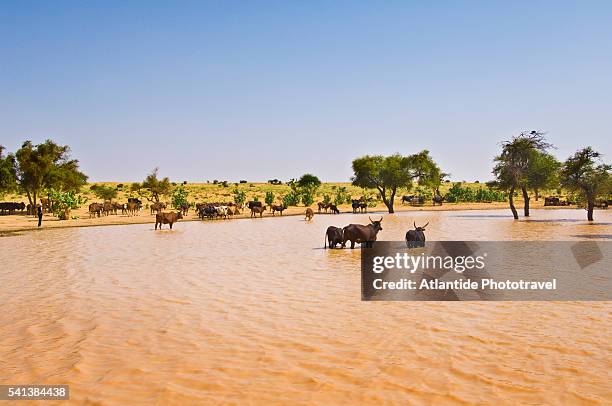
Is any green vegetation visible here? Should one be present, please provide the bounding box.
[560,147,611,221]
[233,188,246,204]
[444,183,506,203]
[265,191,275,206]
[3,140,88,212]
[351,150,441,213]
[490,131,556,219]
[171,185,190,209]
[0,146,17,197]
[48,189,86,220]
[90,184,118,201]
[133,167,171,203]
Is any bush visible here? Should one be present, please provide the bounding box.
[233,188,246,204]
[283,192,301,207]
[171,185,189,208]
[322,194,331,204]
[334,187,351,205]
[302,192,314,206]
[445,183,506,203]
[265,191,274,206]
[48,189,85,220]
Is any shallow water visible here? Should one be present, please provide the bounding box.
[1,209,610,405]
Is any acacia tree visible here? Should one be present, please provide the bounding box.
[0,146,17,196]
[133,167,171,203]
[491,131,552,218]
[14,140,87,212]
[91,184,118,202]
[560,147,610,221]
[524,151,560,201]
[351,150,439,213]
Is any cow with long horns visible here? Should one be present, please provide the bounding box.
[406,221,428,248]
[341,216,383,249]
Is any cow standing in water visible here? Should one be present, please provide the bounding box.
[324,226,344,249]
[342,217,383,248]
[155,211,183,230]
[406,221,428,248]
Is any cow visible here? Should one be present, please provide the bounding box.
[352,199,367,213]
[179,203,190,216]
[305,208,314,221]
[271,204,287,216]
[544,196,560,206]
[406,221,428,248]
[410,196,425,206]
[199,206,218,219]
[250,205,266,218]
[127,201,140,216]
[0,202,26,215]
[216,206,230,219]
[89,203,103,218]
[342,217,383,249]
[328,204,340,214]
[324,226,344,249]
[150,202,166,215]
[402,195,415,204]
[317,202,329,213]
[102,201,114,216]
[155,211,183,230]
[432,195,444,206]
[248,201,263,210]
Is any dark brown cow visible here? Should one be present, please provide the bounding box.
[150,202,166,215]
[342,217,383,249]
[432,195,444,206]
[305,208,314,221]
[328,204,340,214]
[89,203,103,218]
[127,201,140,216]
[271,204,287,216]
[250,205,266,218]
[325,226,344,249]
[317,202,329,213]
[179,203,190,216]
[155,211,183,230]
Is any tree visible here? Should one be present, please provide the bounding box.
[0,146,17,196]
[560,147,611,221]
[14,140,87,212]
[265,191,274,207]
[491,131,552,219]
[351,151,439,213]
[48,189,85,220]
[91,184,118,201]
[171,185,189,209]
[524,152,561,200]
[136,167,171,202]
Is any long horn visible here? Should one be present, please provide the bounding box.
[369,216,373,222]
[378,217,383,222]
[414,221,417,229]
[423,222,429,228]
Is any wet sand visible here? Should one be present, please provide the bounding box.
[1,209,610,405]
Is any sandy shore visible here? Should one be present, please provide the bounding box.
[0,200,581,234]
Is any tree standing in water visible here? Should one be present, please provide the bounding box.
[560,147,610,221]
[490,131,553,219]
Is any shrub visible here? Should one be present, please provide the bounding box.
[171,185,189,208]
[265,191,274,206]
[233,188,246,204]
[283,191,300,207]
[48,189,85,220]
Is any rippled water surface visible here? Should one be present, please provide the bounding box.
[1,209,611,405]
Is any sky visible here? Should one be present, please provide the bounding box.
[1,1,610,183]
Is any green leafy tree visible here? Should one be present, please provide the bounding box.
[301,191,314,207]
[0,146,17,197]
[297,174,321,195]
[233,188,246,204]
[322,194,331,204]
[48,189,86,220]
[334,187,350,206]
[351,151,439,213]
[560,147,611,221]
[171,185,190,208]
[136,167,171,203]
[282,192,300,207]
[14,140,87,212]
[265,191,275,206]
[524,151,561,200]
[92,185,118,202]
[491,131,552,219]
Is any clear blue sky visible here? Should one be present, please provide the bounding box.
[1,1,610,182]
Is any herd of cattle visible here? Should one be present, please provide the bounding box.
[324,217,429,249]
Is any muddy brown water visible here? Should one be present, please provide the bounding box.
[1,209,610,405]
